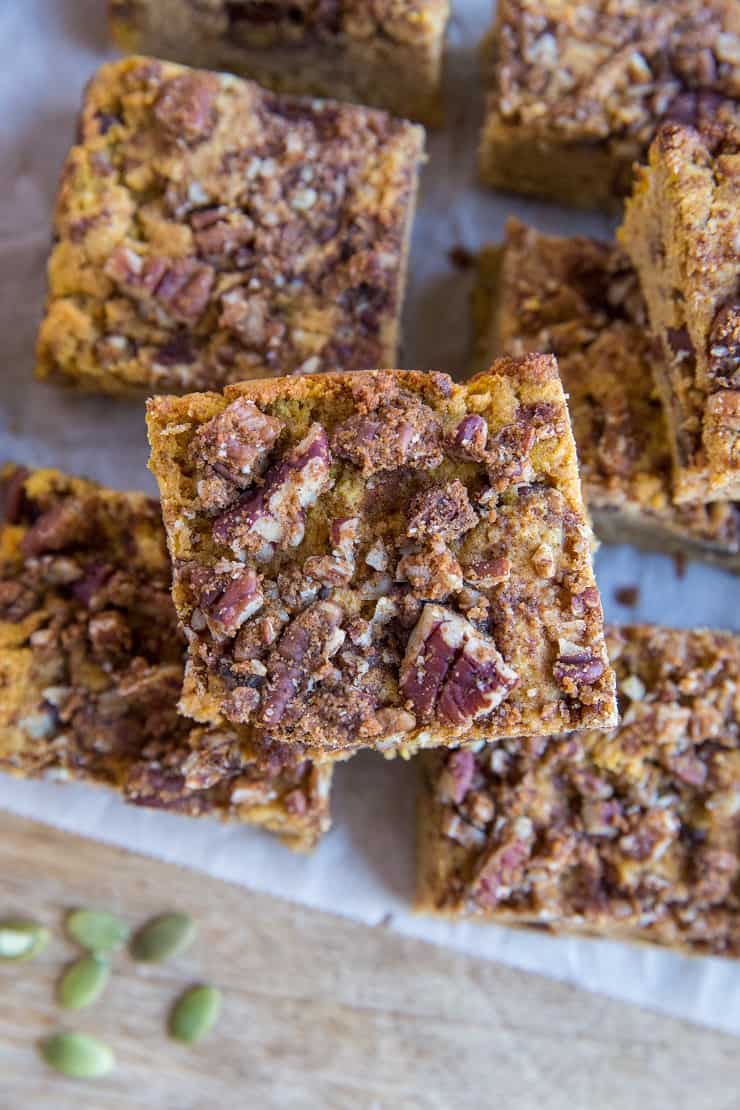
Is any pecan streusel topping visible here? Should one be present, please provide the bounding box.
[36,56,425,395]
[417,624,740,959]
[0,466,331,851]
[147,363,616,761]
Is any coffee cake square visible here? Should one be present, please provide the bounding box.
[147,362,616,762]
[36,57,424,395]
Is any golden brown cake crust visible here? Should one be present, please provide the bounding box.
[0,465,331,850]
[479,0,740,208]
[417,624,740,960]
[109,0,450,126]
[620,122,740,502]
[36,56,424,396]
[147,364,616,762]
[473,219,740,572]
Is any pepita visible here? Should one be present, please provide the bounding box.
[58,954,111,1010]
[40,1032,115,1079]
[0,919,50,961]
[130,912,197,963]
[66,909,129,953]
[169,984,222,1044]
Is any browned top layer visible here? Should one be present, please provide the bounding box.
[37,56,424,394]
[0,466,328,836]
[111,0,449,46]
[147,363,615,759]
[478,219,740,553]
[488,0,740,140]
[420,624,740,958]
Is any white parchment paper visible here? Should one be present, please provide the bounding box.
[1,0,739,1035]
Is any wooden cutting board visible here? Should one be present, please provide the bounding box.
[0,810,736,1109]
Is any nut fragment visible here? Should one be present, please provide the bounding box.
[554,639,606,694]
[258,600,345,727]
[397,542,463,601]
[104,246,215,323]
[399,604,518,726]
[192,564,264,640]
[191,397,284,492]
[212,423,332,559]
[154,71,219,145]
[447,414,488,461]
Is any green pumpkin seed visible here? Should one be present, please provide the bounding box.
[58,954,111,1010]
[130,912,197,963]
[169,985,222,1044]
[0,919,50,961]
[66,909,129,953]
[40,1032,114,1079]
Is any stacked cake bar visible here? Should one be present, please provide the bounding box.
[473,218,740,573]
[479,0,740,209]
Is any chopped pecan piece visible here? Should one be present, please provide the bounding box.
[153,71,219,145]
[183,728,244,790]
[399,604,518,726]
[437,749,475,805]
[554,638,607,695]
[191,563,264,640]
[20,498,93,558]
[447,414,488,461]
[471,819,535,907]
[485,403,561,492]
[233,601,287,662]
[218,289,286,348]
[617,808,679,867]
[191,206,255,263]
[258,600,345,728]
[303,515,360,587]
[223,686,261,725]
[88,610,133,662]
[693,846,738,904]
[463,556,510,589]
[212,424,332,560]
[406,480,477,545]
[191,396,284,500]
[397,541,463,601]
[104,246,215,324]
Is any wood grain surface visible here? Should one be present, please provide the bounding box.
[0,811,736,1109]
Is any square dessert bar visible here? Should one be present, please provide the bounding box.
[474,219,740,573]
[109,0,450,127]
[479,0,740,209]
[620,122,740,503]
[0,466,331,851]
[417,624,740,959]
[147,364,617,763]
[36,57,425,396]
